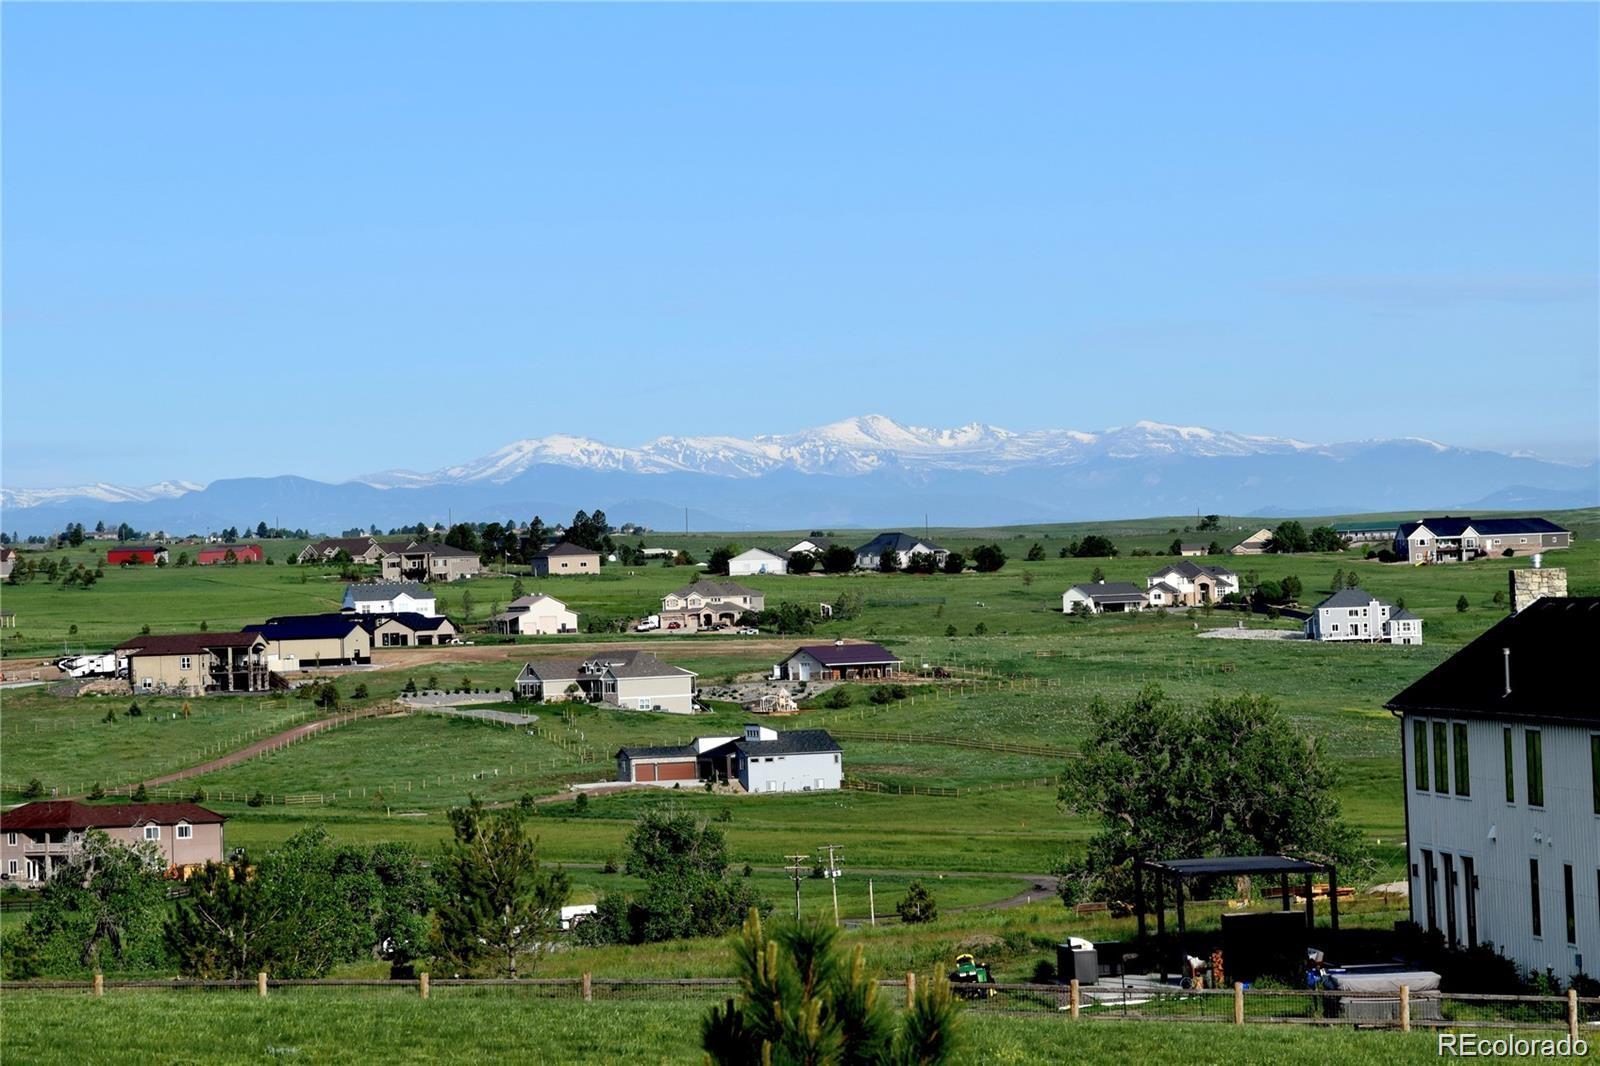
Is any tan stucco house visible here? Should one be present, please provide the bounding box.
[531,543,601,576]
[115,631,271,694]
[1,801,225,885]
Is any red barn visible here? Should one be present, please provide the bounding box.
[106,546,168,566]
[197,544,263,565]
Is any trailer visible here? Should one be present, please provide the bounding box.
[56,653,126,679]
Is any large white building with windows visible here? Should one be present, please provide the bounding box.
[1387,596,1598,980]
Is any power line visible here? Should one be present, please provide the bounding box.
[817,843,844,927]
[784,853,810,922]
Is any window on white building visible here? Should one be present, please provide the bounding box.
[1530,858,1542,937]
[1526,730,1544,807]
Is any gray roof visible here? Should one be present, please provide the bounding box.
[537,542,600,558]
[344,582,432,602]
[1069,582,1146,601]
[615,743,697,760]
[737,729,842,757]
[1313,587,1388,610]
[667,579,760,599]
[1150,560,1236,582]
[385,540,478,558]
[519,649,693,682]
[855,532,944,556]
[1388,608,1420,621]
[1147,582,1182,596]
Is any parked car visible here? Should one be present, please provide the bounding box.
[736,627,759,635]
[666,621,682,630]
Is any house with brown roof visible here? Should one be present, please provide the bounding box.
[660,579,765,632]
[297,537,395,564]
[0,801,225,885]
[380,541,482,582]
[115,631,271,694]
[531,542,601,576]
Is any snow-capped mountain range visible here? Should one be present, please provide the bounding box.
[1,416,1593,534]
[355,416,1326,487]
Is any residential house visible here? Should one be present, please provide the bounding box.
[1395,517,1572,565]
[1177,543,1208,557]
[1230,528,1274,555]
[114,631,271,694]
[0,801,225,885]
[1303,587,1423,645]
[1387,596,1598,978]
[786,537,836,557]
[360,612,459,648]
[197,544,264,565]
[380,541,482,582]
[515,649,698,714]
[106,546,168,566]
[854,533,948,571]
[490,594,579,636]
[342,582,438,617]
[297,537,394,565]
[772,641,902,682]
[727,548,788,576]
[1331,520,1399,545]
[660,580,765,631]
[530,542,601,576]
[1145,560,1241,607]
[244,615,372,669]
[0,547,17,580]
[615,724,842,793]
[1062,582,1147,614]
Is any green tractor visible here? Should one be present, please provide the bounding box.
[948,953,996,998]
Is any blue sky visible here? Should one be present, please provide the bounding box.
[3,3,1596,487]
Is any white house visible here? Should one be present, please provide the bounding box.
[1387,596,1598,980]
[728,548,789,577]
[1062,581,1147,614]
[1145,561,1240,607]
[1304,587,1423,645]
[736,725,843,794]
[786,537,836,557]
[854,532,947,571]
[490,593,579,636]
[341,582,438,617]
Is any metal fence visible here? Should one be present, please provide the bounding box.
[2,976,1593,1036]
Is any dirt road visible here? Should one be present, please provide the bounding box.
[129,705,405,790]
[370,636,848,670]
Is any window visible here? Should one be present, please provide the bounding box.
[1530,858,1542,937]
[1591,734,1600,816]
[1504,727,1515,803]
[1564,865,1577,945]
[1526,730,1544,807]
[143,826,160,841]
[179,656,192,671]
[176,823,192,840]
[1413,720,1429,792]
[5,860,15,876]
[1461,856,1478,947]
[1442,854,1459,947]
[1452,723,1470,796]
[1433,722,1450,793]
[5,832,14,846]
[1421,850,1439,933]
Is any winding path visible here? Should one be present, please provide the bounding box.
[129,705,405,790]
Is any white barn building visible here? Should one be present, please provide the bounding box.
[1388,597,1598,980]
[727,548,789,576]
[341,582,438,617]
[490,593,579,636]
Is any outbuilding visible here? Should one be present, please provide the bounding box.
[773,641,902,682]
[197,544,264,565]
[531,542,601,576]
[107,546,168,566]
[727,548,789,576]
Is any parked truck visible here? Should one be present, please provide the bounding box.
[635,615,661,632]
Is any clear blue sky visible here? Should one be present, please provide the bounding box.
[4,3,1596,487]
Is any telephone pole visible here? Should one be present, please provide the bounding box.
[818,843,844,926]
[785,853,809,921]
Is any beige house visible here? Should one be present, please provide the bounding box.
[297,537,397,564]
[1230,528,1274,555]
[531,543,601,576]
[0,547,16,580]
[660,580,765,632]
[361,613,459,647]
[245,615,372,669]
[380,541,482,582]
[1144,561,1241,607]
[1,801,225,885]
[491,594,580,636]
[514,649,698,714]
[115,631,271,694]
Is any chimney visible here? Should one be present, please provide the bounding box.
[1509,565,1566,614]
[1503,648,1512,697]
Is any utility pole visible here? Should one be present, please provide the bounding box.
[785,853,809,921]
[818,843,843,926]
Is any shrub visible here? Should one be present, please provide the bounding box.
[1456,595,1470,613]
[22,778,46,799]
[247,791,265,808]
[131,783,148,802]
[822,687,852,709]
[896,880,937,923]
[944,624,957,637]
[351,683,369,700]
[126,701,143,718]
[88,782,105,800]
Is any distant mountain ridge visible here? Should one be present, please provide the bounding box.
[2,416,1594,535]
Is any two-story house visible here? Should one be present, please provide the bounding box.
[115,631,272,694]
[659,579,765,631]
[342,582,438,617]
[615,724,842,793]
[854,533,948,571]
[1144,560,1240,607]
[0,801,225,885]
[1387,597,1597,979]
[1395,516,1572,565]
[380,541,482,582]
[515,649,698,714]
[1304,588,1423,645]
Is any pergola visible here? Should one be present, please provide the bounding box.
[1134,855,1339,973]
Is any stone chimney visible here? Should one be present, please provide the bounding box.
[1509,565,1566,615]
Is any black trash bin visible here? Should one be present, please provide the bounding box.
[1056,941,1098,986]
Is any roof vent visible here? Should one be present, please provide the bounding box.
[1502,647,1512,697]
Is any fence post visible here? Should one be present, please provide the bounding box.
[906,972,916,1003]
[257,971,269,998]
[93,972,104,997]
[1233,982,1243,1025]
[1568,988,1579,1042]
[1069,978,1080,1019]
[1398,984,1409,1031]
[582,972,592,1003]
[419,972,429,1000]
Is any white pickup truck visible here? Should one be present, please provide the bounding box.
[634,615,661,632]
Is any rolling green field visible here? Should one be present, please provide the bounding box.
[2,510,1595,993]
[0,989,1495,1066]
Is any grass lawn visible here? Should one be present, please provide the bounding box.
[0,988,1549,1065]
